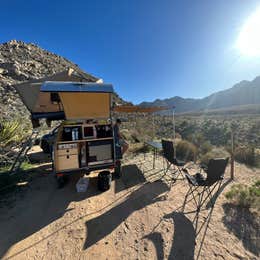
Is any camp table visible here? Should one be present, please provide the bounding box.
[145,141,162,169]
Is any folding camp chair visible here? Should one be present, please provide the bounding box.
[182,158,229,213]
[161,139,186,180]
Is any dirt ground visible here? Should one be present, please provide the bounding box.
[0,148,259,260]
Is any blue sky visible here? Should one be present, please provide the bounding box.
[1,0,260,103]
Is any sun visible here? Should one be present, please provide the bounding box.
[236,7,260,57]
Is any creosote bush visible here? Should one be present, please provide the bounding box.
[200,147,230,165]
[234,146,257,167]
[225,180,260,211]
[176,140,197,162]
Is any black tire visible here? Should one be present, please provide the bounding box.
[41,140,50,154]
[56,175,67,188]
[34,138,41,146]
[114,161,122,179]
[98,171,112,191]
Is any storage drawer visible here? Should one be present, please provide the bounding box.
[56,148,78,156]
[56,154,79,171]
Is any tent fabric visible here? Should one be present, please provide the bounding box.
[13,68,100,114]
[60,92,111,119]
[33,92,63,113]
[113,105,173,113]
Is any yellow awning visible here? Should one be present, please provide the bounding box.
[113,105,172,113]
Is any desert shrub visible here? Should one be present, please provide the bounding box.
[176,140,197,161]
[187,132,213,156]
[200,141,213,155]
[225,180,260,211]
[234,146,256,167]
[128,143,152,154]
[0,120,20,148]
[176,120,198,140]
[0,119,30,149]
[175,132,182,139]
[120,129,134,143]
[200,147,230,165]
[201,120,230,146]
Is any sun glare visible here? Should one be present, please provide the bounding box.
[236,7,260,57]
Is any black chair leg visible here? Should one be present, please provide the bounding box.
[182,186,192,212]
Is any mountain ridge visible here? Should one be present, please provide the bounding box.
[139,76,260,113]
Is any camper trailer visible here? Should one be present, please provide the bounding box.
[41,81,121,187]
[14,74,121,188]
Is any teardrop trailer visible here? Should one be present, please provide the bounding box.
[14,76,122,189]
[42,81,124,188]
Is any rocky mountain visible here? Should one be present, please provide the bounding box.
[0,40,126,121]
[0,40,80,119]
[140,77,260,114]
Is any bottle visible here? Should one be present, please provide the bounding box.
[81,145,86,166]
[75,128,78,140]
[93,126,97,138]
[72,128,75,141]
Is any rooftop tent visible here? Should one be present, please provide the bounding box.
[41,81,114,120]
[13,68,101,120]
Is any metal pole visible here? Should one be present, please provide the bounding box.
[230,130,234,180]
[153,112,155,140]
[172,108,176,158]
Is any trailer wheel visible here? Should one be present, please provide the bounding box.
[57,175,66,188]
[41,140,50,154]
[98,171,112,191]
[114,161,122,179]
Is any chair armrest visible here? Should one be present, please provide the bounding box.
[174,158,186,167]
[183,170,198,185]
[200,163,208,172]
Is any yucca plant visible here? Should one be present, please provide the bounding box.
[0,120,20,148]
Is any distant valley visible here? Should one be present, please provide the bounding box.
[139,77,260,114]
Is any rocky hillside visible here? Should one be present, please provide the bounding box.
[140,77,260,114]
[0,40,126,121]
[0,40,81,119]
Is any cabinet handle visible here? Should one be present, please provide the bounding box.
[67,155,69,159]
[66,150,69,153]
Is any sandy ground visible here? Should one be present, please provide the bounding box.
[0,148,259,260]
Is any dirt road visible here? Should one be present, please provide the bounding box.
[0,153,259,259]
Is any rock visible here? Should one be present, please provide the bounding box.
[0,68,8,75]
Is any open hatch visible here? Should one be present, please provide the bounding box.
[40,81,114,120]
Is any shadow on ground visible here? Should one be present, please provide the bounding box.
[0,165,97,259]
[84,180,169,249]
[222,203,260,257]
[143,179,232,260]
[143,232,165,260]
[114,164,146,193]
[165,212,196,259]
[144,212,195,260]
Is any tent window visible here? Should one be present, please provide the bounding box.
[50,92,61,103]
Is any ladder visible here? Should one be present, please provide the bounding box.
[9,130,39,175]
